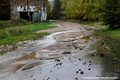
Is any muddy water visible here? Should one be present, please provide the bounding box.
[0,22,119,80]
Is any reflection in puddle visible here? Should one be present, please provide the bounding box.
[0,24,119,80]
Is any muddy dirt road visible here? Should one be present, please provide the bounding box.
[0,21,119,80]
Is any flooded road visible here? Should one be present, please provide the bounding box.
[0,21,119,80]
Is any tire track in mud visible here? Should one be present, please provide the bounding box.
[0,21,118,80]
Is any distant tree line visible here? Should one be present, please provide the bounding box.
[0,0,120,29]
[51,0,120,29]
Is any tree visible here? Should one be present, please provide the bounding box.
[0,0,10,20]
[101,0,120,29]
[51,0,61,19]
[62,0,103,20]
[45,0,51,19]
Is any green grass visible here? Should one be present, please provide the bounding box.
[0,20,29,29]
[76,20,120,58]
[0,33,48,45]
[66,19,108,29]
[99,29,120,57]
[0,22,55,45]
[4,22,55,33]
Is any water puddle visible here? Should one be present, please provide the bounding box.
[0,23,119,80]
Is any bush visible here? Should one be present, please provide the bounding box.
[101,0,120,29]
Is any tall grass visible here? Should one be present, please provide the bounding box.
[78,20,120,59]
[99,29,120,58]
[69,20,120,59]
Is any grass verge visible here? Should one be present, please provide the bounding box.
[0,19,29,29]
[97,29,120,59]
[76,20,120,59]
[0,33,48,45]
[0,22,55,45]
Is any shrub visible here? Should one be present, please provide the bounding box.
[101,0,120,29]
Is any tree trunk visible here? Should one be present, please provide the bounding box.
[10,0,20,21]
